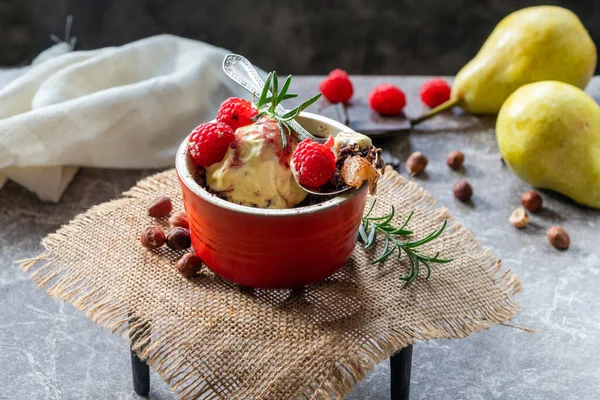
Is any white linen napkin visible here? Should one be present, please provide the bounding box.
[0,34,247,202]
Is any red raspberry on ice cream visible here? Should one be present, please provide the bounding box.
[291,139,336,188]
[216,97,258,130]
[188,122,235,168]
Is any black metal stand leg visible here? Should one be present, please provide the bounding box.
[390,344,413,400]
[129,316,150,396]
[131,347,150,396]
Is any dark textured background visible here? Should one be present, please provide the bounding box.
[2,0,599,74]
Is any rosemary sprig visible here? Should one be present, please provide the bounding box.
[359,199,453,284]
[252,72,322,148]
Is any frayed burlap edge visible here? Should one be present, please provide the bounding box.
[19,167,522,400]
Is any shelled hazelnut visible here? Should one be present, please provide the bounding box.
[508,207,528,228]
[176,253,203,278]
[141,226,165,249]
[405,152,428,176]
[446,151,465,170]
[521,191,543,212]
[169,211,189,229]
[166,227,191,250]
[453,180,473,201]
[148,195,172,217]
[547,226,570,250]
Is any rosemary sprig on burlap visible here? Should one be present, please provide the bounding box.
[251,72,321,148]
[358,199,452,284]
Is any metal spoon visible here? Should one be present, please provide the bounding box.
[222,54,351,196]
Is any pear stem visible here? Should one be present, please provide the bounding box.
[410,98,461,127]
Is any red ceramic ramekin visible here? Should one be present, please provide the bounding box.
[175,112,368,289]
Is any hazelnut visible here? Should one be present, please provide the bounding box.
[547,226,570,250]
[508,207,528,228]
[166,227,191,250]
[175,253,203,278]
[446,150,465,170]
[521,191,543,212]
[141,226,165,249]
[453,180,473,201]
[148,195,172,218]
[169,211,189,229]
[405,152,428,176]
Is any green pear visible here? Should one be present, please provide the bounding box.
[413,6,597,126]
[496,81,600,209]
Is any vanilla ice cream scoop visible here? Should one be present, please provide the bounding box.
[206,117,307,209]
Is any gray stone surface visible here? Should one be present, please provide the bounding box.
[1,76,599,399]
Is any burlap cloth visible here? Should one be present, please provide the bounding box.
[20,167,521,399]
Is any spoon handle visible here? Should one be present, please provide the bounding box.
[222,54,264,96]
[222,54,323,143]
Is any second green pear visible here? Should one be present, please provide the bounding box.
[496,81,600,209]
[413,6,597,125]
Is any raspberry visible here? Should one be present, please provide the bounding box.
[420,78,451,108]
[368,84,406,115]
[291,139,336,188]
[324,135,335,147]
[188,122,235,168]
[216,97,258,130]
[319,69,353,103]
